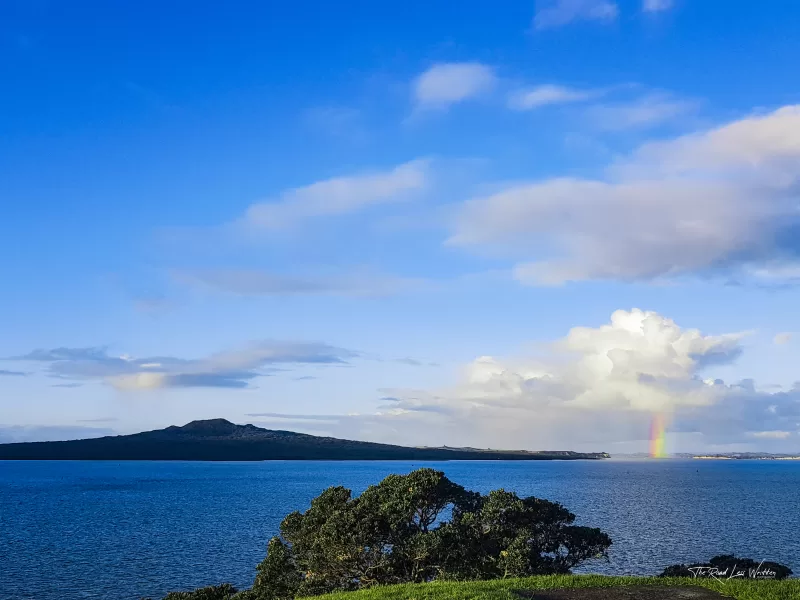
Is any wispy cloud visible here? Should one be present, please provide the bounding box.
[747,430,792,439]
[10,342,358,391]
[0,425,116,444]
[172,268,428,297]
[413,63,496,111]
[585,93,696,130]
[393,357,438,367]
[246,412,341,421]
[534,0,619,30]
[240,160,429,231]
[17,347,109,362]
[774,332,793,345]
[643,0,673,13]
[508,84,598,110]
[0,369,27,377]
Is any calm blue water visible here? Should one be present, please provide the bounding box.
[1,459,798,600]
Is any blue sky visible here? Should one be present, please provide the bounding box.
[2,0,800,453]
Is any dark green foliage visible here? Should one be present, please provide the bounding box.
[251,537,302,599]
[246,468,611,599]
[659,555,792,580]
[432,489,611,580]
[143,583,239,599]
[156,469,611,599]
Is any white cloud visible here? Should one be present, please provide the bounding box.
[12,343,357,391]
[618,105,800,179]
[450,105,800,285]
[586,93,695,130]
[534,0,619,30]
[741,264,800,284]
[173,268,429,297]
[413,63,496,110]
[508,84,596,110]
[394,309,742,414]
[774,332,793,345]
[242,160,428,230]
[643,0,673,13]
[278,310,799,452]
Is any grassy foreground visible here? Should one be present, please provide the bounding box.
[305,575,800,600]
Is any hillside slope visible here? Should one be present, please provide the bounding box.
[0,418,609,461]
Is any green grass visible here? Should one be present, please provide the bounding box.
[305,575,800,600]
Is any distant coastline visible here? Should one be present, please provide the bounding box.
[690,454,800,460]
[0,419,610,462]
[614,452,800,460]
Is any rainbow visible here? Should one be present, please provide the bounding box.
[649,413,667,458]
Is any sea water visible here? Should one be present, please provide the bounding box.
[1,459,798,599]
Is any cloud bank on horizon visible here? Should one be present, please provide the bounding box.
[261,309,798,453]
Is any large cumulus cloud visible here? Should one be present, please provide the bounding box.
[272,310,799,453]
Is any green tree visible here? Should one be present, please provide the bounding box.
[247,468,611,599]
[252,537,302,599]
[431,489,610,580]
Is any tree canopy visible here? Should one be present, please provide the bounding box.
[246,468,611,599]
[147,468,612,599]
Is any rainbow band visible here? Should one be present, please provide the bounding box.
[650,413,667,458]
